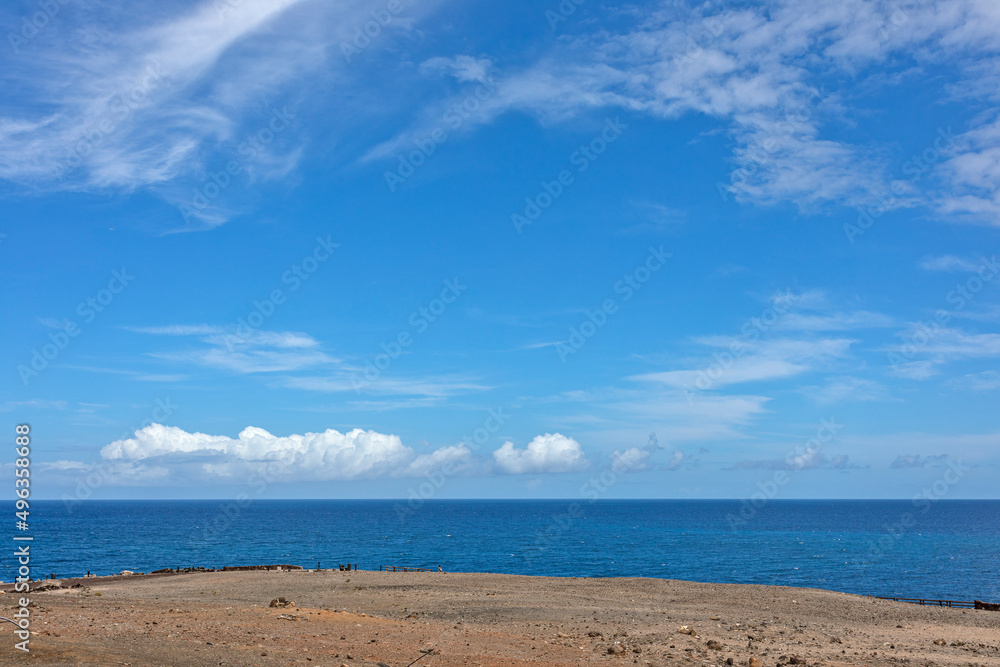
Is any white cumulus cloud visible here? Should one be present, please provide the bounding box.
[101,423,415,481]
[93,424,583,483]
[492,433,589,474]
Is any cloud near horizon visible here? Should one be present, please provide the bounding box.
[87,423,590,484]
[890,453,950,469]
[492,433,589,474]
[732,447,857,471]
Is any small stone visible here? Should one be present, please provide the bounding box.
[749,658,762,667]
[706,640,723,650]
[933,639,947,646]
[587,630,602,637]
[607,643,627,655]
[830,636,842,644]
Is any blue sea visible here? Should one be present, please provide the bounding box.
[7,500,1000,602]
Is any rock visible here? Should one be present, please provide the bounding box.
[749,658,762,667]
[830,636,842,643]
[587,630,602,637]
[706,640,723,650]
[223,564,304,572]
[557,632,570,638]
[120,570,134,576]
[677,625,697,636]
[269,597,295,608]
[933,639,947,646]
[709,616,721,620]
[31,583,63,592]
[607,643,627,655]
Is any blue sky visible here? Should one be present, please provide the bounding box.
[2,0,999,500]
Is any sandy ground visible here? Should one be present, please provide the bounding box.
[1,570,998,667]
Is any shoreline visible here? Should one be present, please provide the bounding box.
[7,564,998,607]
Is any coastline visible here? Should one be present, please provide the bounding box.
[28,499,1000,603]
[4,569,999,666]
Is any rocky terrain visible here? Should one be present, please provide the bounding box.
[2,569,999,666]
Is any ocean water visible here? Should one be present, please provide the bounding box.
[7,500,1000,602]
